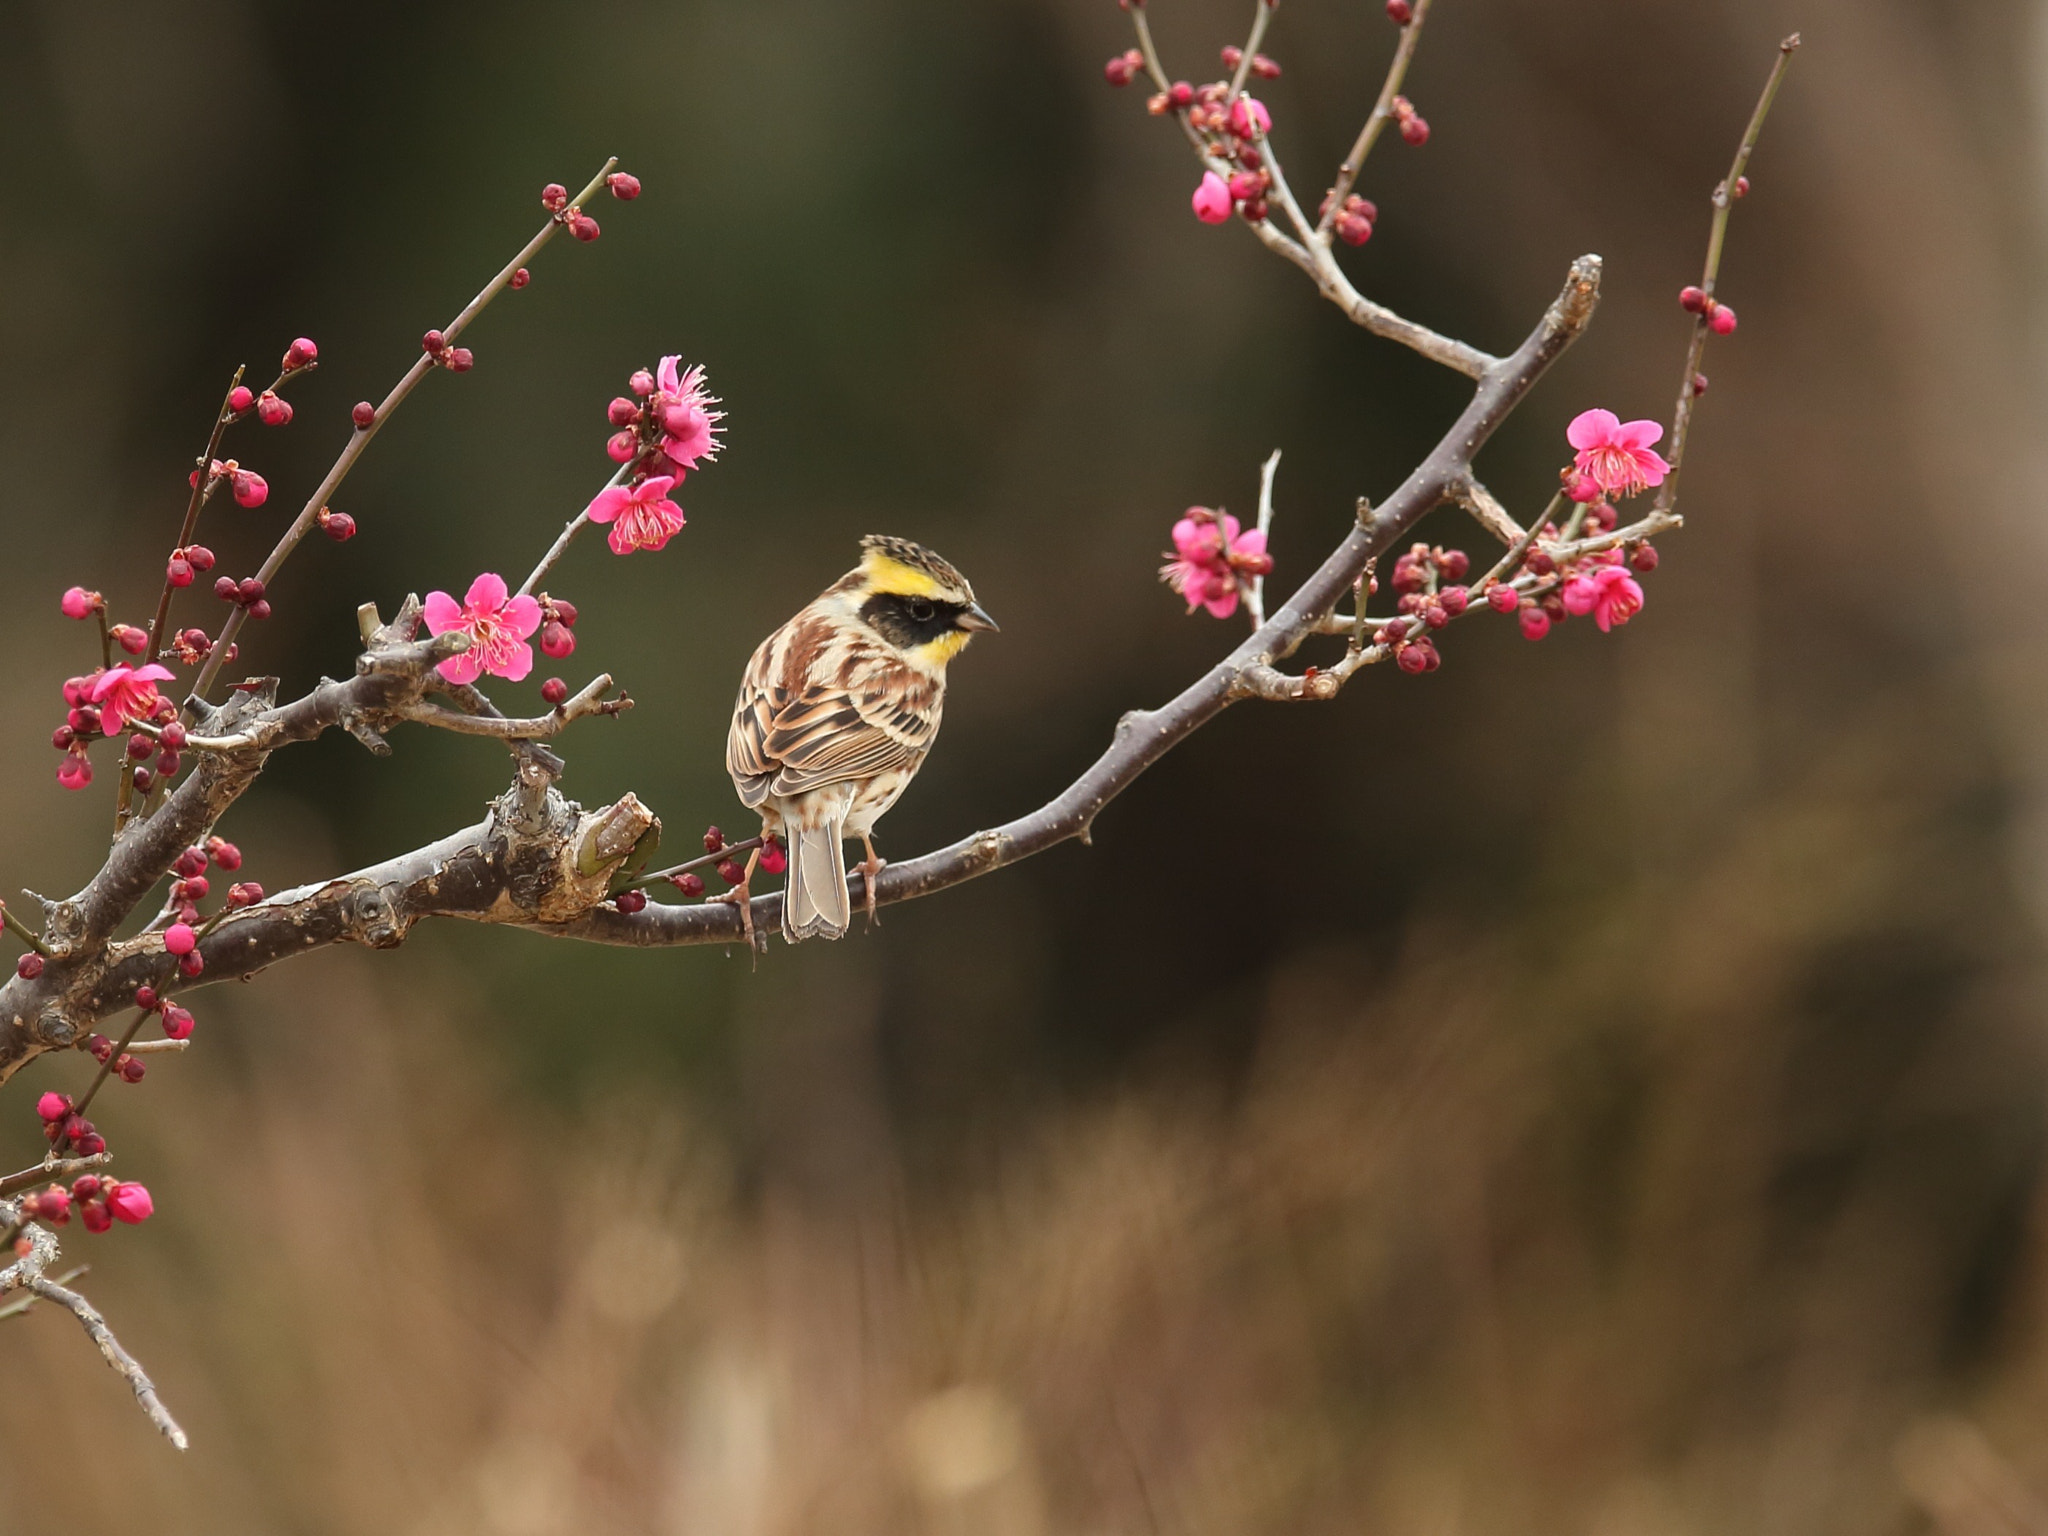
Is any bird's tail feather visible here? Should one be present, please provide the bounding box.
[783,821,850,942]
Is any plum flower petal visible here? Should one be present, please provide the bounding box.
[587,474,687,556]
[651,357,724,475]
[90,664,175,730]
[422,572,543,684]
[1566,408,1670,498]
[1192,172,1233,224]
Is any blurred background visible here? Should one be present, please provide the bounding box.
[1,0,2044,1531]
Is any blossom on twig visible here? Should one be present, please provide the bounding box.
[1566,409,1670,499]
[587,475,687,556]
[423,574,543,684]
[89,665,174,731]
[1160,508,1271,619]
[1560,562,1646,632]
[651,356,723,480]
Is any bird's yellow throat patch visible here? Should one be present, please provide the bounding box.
[912,629,972,666]
[864,553,947,599]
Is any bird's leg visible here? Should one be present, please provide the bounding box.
[720,846,763,950]
[859,834,885,928]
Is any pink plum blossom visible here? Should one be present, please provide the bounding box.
[651,356,723,479]
[1161,509,1270,620]
[105,1181,153,1224]
[422,573,543,684]
[89,664,174,731]
[1560,564,1645,632]
[1228,96,1272,137]
[1192,171,1233,224]
[587,474,688,556]
[1566,409,1670,499]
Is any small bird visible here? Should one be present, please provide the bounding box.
[726,535,997,943]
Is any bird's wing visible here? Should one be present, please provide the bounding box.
[727,614,938,802]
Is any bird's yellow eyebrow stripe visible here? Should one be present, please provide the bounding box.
[863,554,946,598]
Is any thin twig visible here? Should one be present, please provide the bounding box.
[1321,0,1433,235]
[28,1275,188,1447]
[634,836,766,891]
[193,157,621,700]
[521,460,630,598]
[0,1154,110,1201]
[1223,0,1278,104]
[402,677,628,739]
[1246,449,1282,627]
[1654,34,1799,517]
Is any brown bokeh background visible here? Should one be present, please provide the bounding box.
[3,0,2047,1531]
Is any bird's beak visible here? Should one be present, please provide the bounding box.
[958,603,1000,634]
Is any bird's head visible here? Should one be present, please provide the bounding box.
[849,535,998,668]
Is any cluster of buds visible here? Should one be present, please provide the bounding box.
[537,595,579,660]
[123,717,188,797]
[37,1093,106,1157]
[1324,193,1378,246]
[420,329,476,373]
[169,627,226,668]
[189,458,269,509]
[165,543,217,589]
[1391,95,1430,147]
[1220,46,1282,80]
[1375,544,1471,672]
[82,1033,150,1083]
[1185,84,1276,224]
[132,983,199,1041]
[213,572,271,621]
[1104,47,1144,86]
[24,1174,153,1234]
[1678,285,1739,335]
[539,171,635,243]
[1498,530,1651,641]
[1160,507,1271,620]
[604,358,724,484]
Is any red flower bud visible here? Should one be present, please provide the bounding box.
[1679,285,1708,313]
[607,171,641,200]
[1386,0,1413,20]
[167,555,194,588]
[256,391,293,426]
[126,733,152,760]
[511,267,531,289]
[1518,604,1552,641]
[1399,113,1430,146]
[1251,53,1280,79]
[228,385,255,414]
[614,889,647,913]
[1691,373,1709,397]
[106,1181,152,1224]
[285,337,318,368]
[1708,304,1738,335]
[110,625,148,656]
[447,347,475,372]
[1734,175,1750,197]
[569,214,600,242]
[541,183,569,212]
[422,329,446,353]
[72,1174,100,1200]
[17,953,43,980]
[80,1201,112,1234]
[1104,54,1138,86]
[759,837,788,876]
[186,545,215,572]
[607,430,639,464]
[1221,44,1243,66]
[135,985,158,1010]
[551,599,578,627]
[539,622,575,659]
[131,766,154,795]
[164,922,196,956]
[118,1056,145,1083]
[607,396,641,427]
[1336,213,1374,246]
[670,872,705,897]
[232,470,268,508]
[207,837,242,870]
[51,725,74,750]
[178,950,205,978]
[703,825,725,854]
[540,677,568,706]
[1439,585,1469,616]
[226,882,263,907]
[174,847,207,878]
[1631,543,1660,573]
[237,577,265,604]
[162,1006,194,1041]
[36,1092,68,1122]
[717,859,746,886]
[320,509,356,541]
[61,587,100,620]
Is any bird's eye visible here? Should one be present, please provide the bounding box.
[907,598,935,623]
